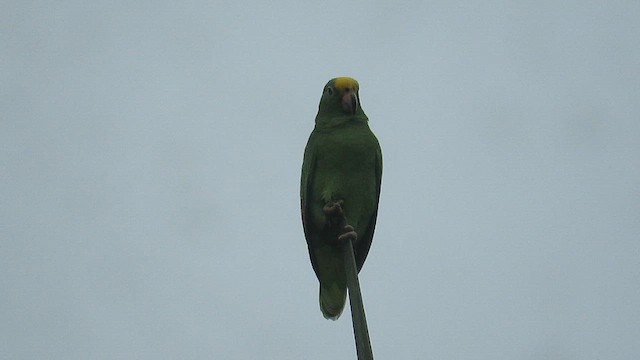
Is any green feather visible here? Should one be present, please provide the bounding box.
[301,77,382,320]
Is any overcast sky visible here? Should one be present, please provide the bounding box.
[2,1,639,359]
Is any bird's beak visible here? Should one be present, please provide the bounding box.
[341,89,358,116]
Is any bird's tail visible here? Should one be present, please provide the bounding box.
[320,282,347,320]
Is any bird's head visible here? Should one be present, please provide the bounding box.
[316,77,367,122]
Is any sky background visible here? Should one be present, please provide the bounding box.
[2,1,639,359]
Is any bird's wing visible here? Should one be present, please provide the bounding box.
[355,143,382,271]
[301,131,321,277]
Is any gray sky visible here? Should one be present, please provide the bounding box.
[2,1,639,359]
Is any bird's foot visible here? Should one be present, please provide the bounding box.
[338,225,357,243]
[323,200,344,217]
[323,200,356,244]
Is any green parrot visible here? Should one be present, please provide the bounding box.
[301,77,382,320]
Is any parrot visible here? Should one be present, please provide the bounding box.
[301,77,382,320]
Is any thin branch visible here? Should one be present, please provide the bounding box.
[343,230,374,360]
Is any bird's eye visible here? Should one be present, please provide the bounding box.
[325,87,334,96]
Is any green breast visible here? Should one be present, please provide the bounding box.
[311,122,379,230]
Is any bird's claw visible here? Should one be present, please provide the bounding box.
[323,200,344,217]
[338,225,357,243]
[323,200,356,244]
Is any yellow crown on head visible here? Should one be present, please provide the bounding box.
[334,77,359,92]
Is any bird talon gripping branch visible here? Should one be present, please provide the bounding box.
[322,200,344,217]
[338,225,358,243]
